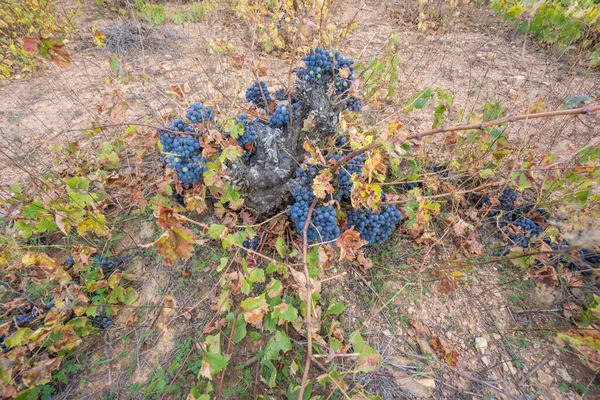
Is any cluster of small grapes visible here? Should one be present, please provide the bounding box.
[347,97,363,112]
[275,88,288,101]
[427,163,450,178]
[235,114,260,147]
[401,182,422,192]
[89,314,113,329]
[93,254,131,274]
[245,81,271,109]
[243,237,260,251]
[288,166,340,243]
[269,103,300,128]
[335,136,348,147]
[303,47,334,84]
[159,119,208,186]
[186,102,213,124]
[330,154,366,201]
[559,240,600,271]
[334,52,355,94]
[14,304,40,327]
[347,205,403,245]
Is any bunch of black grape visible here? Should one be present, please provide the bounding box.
[303,47,334,84]
[243,237,260,252]
[288,165,340,243]
[93,254,131,274]
[246,81,271,109]
[347,97,363,112]
[347,205,403,245]
[89,314,113,329]
[399,181,422,192]
[14,303,40,327]
[235,114,260,147]
[330,154,366,201]
[427,163,449,178]
[269,103,300,128]
[158,119,208,186]
[186,102,213,124]
[559,241,600,271]
[275,88,288,101]
[333,52,355,95]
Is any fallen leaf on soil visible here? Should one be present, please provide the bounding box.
[357,250,373,271]
[562,302,580,319]
[446,214,474,237]
[337,228,367,261]
[391,371,434,398]
[533,265,558,287]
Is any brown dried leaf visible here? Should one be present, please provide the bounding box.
[169,85,184,99]
[337,228,368,261]
[22,37,39,53]
[356,250,373,271]
[257,59,269,76]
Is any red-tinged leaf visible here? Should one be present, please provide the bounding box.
[337,228,367,261]
[436,270,458,294]
[0,383,17,398]
[462,235,483,255]
[23,37,39,53]
[257,59,269,76]
[49,43,71,68]
[230,52,245,70]
[152,225,198,266]
[533,265,558,287]
[446,351,459,367]
[312,169,335,199]
[169,85,184,99]
[156,203,181,229]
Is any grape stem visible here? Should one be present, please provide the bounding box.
[298,198,318,400]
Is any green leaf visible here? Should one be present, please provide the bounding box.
[5,328,33,347]
[233,314,247,344]
[432,105,446,129]
[217,257,228,272]
[208,224,227,240]
[349,330,381,373]
[478,169,495,178]
[326,302,345,316]
[275,237,286,258]
[202,352,229,375]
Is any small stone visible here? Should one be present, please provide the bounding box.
[482,356,491,367]
[492,334,502,340]
[383,329,392,337]
[502,359,517,375]
[475,337,488,354]
[537,370,554,386]
[556,368,572,382]
[508,88,518,99]
[445,331,453,340]
[165,54,173,59]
